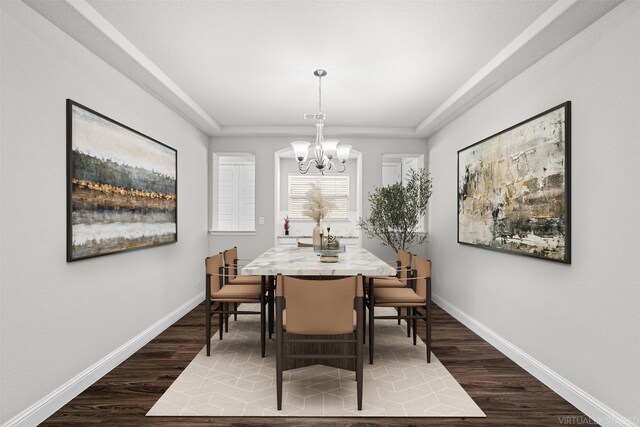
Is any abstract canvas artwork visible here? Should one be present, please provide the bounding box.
[67,100,177,261]
[458,102,570,263]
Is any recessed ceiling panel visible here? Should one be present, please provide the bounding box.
[87,0,555,128]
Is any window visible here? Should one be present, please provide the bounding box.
[381,154,425,231]
[382,154,422,187]
[212,153,255,231]
[288,175,349,220]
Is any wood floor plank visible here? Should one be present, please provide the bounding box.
[41,302,597,426]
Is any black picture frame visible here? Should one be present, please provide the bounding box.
[457,101,571,264]
[67,100,178,262]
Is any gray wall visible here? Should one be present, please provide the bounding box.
[0,1,209,423]
[426,1,639,421]
[209,136,428,261]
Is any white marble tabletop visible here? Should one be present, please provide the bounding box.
[241,247,396,277]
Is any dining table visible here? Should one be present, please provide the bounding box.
[241,246,396,370]
[241,246,396,277]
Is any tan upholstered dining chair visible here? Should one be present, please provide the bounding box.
[297,241,313,248]
[223,246,262,285]
[369,249,412,288]
[275,274,364,411]
[367,255,432,364]
[367,249,414,337]
[205,253,267,358]
[222,246,271,334]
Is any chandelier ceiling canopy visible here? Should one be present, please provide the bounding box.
[291,69,351,175]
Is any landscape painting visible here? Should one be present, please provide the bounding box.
[457,102,570,263]
[67,100,177,261]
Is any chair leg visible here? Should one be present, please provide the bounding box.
[218,305,223,340]
[426,302,431,363]
[356,298,364,410]
[412,307,417,346]
[406,307,411,337]
[368,298,375,364]
[225,303,230,333]
[397,307,401,325]
[276,297,283,410]
[268,276,274,339]
[206,301,211,356]
[362,298,366,345]
[260,285,266,358]
[234,302,238,321]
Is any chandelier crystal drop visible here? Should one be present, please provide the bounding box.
[291,69,351,175]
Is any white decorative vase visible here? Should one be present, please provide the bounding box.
[312,222,322,247]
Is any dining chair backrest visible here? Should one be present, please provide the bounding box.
[223,247,238,279]
[205,253,225,294]
[397,250,412,283]
[276,275,363,335]
[412,256,432,299]
[297,242,313,248]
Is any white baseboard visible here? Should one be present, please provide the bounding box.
[432,294,638,427]
[2,291,205,427]
[5,291,634,426]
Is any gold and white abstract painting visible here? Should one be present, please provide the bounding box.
[458,102,570,263]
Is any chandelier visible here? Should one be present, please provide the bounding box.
[291,69,351,175]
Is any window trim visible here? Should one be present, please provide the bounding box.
[208,230,257,236]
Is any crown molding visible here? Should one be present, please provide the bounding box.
[218,126,420,139]
[415,0,623,137]
[23,0,222,135]
[24,0,622,139]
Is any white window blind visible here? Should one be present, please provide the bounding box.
[288,175,349,220]
[217,159,255,231]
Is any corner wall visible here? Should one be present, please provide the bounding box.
[426,1,639,423]
[0,1,209,423]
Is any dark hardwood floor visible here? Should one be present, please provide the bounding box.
[42,302,595,426]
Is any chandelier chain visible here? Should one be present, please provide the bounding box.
[291,69,351,174]
[318,73,322,113]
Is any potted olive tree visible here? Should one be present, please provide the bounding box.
[357,168,432,252]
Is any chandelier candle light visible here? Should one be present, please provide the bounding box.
[291,70,351,175]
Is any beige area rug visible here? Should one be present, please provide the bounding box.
[148,305,485,417]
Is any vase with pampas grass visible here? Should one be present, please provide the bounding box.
[303,183,335,247]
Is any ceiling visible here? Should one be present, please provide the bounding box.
[25,0,622,138]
